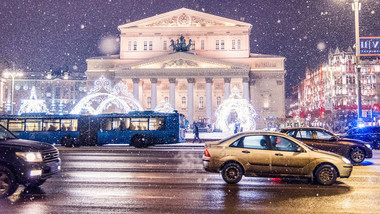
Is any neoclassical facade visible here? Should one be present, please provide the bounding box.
[86,8,286,129]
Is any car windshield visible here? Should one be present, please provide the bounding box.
[0,125,17,140]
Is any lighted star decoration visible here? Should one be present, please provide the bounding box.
[215,86,257,132]
[18,86,49,115]
[70,75,143,114]
[153,100,174,113]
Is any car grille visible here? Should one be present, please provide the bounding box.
[42,148,60,163]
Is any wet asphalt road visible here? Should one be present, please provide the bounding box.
[1,145,380,213]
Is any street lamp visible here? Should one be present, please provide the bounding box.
[353,0,362,120]
[3,69,23,115]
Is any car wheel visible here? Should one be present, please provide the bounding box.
[314,164,337,185]
[221,162,243,184]
[350,147,365,163]
[61,135,74,147]
[0,166,19,198]
[25,179,46,188]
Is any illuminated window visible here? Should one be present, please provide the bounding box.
[131,118,148,130]
[133,41,137,50]
[232,40,235,50]
[163,41,167,50]
[149,41,152,50]
[199,97,204,109]
[221,40,224,50]
[149,117,165,130]
[201,40,204,50]
[216,40,219,50]
[26,119,43,131]
[144,41,147,51]
[8,119,25,131]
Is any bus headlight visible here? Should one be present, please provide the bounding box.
[16,152,43,162]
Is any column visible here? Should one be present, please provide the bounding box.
[187,78,195,124]
[206,78,213,123]
[132,78,140,101]
[150,78,157,109]
[224,77,231,99]
[169,78,176,109]
[243,77,250,101]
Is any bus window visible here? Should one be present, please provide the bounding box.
[43,119,60,131]
[25,119,43,131]
[131,118,148,130]
[114,118,130,130]
[149,117,165,130]
[100,118,113,131]
[61,119,78,131]
[8,119,25,132]
[0,119,7,128]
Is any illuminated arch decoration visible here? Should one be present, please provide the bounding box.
[215,87,257,132]
[70,76,143,114]
[18,86,49,115]
[154,100,174,113]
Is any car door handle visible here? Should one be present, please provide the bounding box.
[242,150,250,154]
[275,153,283,156]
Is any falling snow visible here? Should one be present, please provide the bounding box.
[1,0,380,97]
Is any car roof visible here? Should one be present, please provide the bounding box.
[281,127,327,131]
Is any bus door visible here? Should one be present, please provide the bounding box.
[78,116,99,146]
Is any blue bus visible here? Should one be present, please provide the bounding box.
[0,111,186,148]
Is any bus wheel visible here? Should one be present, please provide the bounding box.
[61,135,74,147]
[131,135,146,148]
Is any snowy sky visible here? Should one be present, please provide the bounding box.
[1,0,380,97]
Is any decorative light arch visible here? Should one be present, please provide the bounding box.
[215,87,257,132]
[153,100,174,113]
[70,76,143,114]
[18,86,49,115]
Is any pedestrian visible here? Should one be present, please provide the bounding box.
[192,122,202,143]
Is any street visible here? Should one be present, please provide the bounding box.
[1,144,380,213]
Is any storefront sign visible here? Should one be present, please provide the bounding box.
[360,37,380,56]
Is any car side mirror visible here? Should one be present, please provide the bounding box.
[329,136,337,141]
[297,147,305,152]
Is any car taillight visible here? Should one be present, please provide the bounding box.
[204,147,211,157]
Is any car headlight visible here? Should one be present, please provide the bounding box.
[16,152,43,162]
[342,157,351,164]
[365,144,372,149]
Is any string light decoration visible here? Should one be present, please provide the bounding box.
[18,86,49,115]
[70,75,143,114]
[215,86,257,132]
[153,100,174,113]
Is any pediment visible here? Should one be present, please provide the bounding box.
[119,8,251,29]
[124,52,249,70]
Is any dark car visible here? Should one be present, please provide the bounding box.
[0,125,61,198]
[341,126,380,149]
[280,127,372,163]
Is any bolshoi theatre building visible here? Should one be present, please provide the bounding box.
[85,8,286,129]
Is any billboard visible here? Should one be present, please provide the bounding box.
[360,37,380,56]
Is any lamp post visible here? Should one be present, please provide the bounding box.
[353,0,362,120]
[3,69,23,115]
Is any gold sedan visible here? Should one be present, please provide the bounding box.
[203,131,353,185]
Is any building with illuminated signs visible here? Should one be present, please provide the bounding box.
[289,47,380,131]
[85,8,286,128]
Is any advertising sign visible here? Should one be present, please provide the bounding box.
[360,37,380,56]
